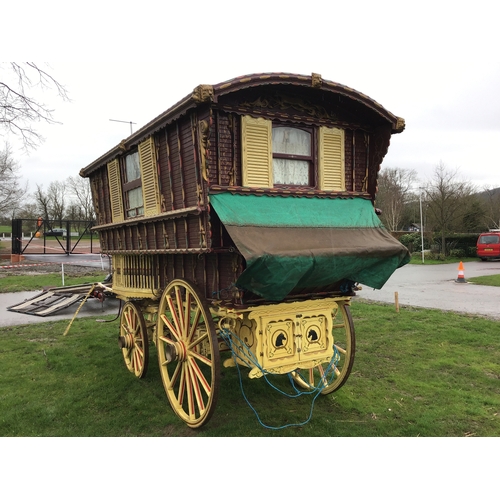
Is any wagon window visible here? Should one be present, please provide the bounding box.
[272,126,312,186]
[122,151,144,217]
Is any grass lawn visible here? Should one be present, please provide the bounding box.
[0,272,107,292]
[409,254,478,265]
[1,300,498,437]
[468,274,500,287]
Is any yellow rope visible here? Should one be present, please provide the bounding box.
[63,284,96,337]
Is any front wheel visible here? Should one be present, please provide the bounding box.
[291,301,355,395]
[156,279,220,428]
[119,301,149,378]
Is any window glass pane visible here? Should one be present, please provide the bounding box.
[272,127,311,156]
[125,152,141,182]
[273,159,309,185]
[480,235,499,244]
[126,186,144,217]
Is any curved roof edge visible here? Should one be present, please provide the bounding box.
[80,72,404,178]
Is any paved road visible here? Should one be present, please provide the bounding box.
[1,254,116,327]
[355,260,500,320]
[2,258,500,327]
[22,253,112,270]
[1,291,120,327]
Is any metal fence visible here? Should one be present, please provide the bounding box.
[11,219,100,255]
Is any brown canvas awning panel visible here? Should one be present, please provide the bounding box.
[210,193,410,301]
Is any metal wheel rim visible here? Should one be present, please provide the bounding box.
[291,301,355,395]
[157,279,220,428]
[119,301,149,379]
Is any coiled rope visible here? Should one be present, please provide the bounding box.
[219,327,340,430]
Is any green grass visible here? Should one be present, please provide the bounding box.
[468,274,500,287]
[1,300,498,437]
[409,254,478,265]
[0,272,108,292]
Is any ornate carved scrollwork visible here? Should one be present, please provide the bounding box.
[198,119,210,181]
[311,72,322,88]
[395,117,406,132]
[192,84,214,103]
[240,93,334,120]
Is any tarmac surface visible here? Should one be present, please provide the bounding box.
[1,256,500,327]
[354,259,500,320]
[1,253,119,327]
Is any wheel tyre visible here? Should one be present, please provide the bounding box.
[119,301,149,379]
[157,279,220,428]
[291,301,355,395]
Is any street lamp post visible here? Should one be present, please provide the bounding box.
[419,189,425,263]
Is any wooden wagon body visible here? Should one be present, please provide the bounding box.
[80,72,409,428]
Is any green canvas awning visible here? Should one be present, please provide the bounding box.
[210,192,410,301]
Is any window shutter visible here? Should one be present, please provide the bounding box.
[241,115,272,188]
[107,159,124,223]
[138,136,161,216]
[319,127,345,191]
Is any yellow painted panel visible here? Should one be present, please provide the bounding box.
[241,115,272,188]
[138,137,161,216]
[319,127,345,191]
[107,159,124,223]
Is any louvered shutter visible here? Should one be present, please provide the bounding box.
[107,159,124,223]
[138,136,161,216]
[241,115,272,188]
[319,127,345,191]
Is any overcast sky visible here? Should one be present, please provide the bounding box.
[4,0,500,195]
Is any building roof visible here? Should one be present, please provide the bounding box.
[80,72,404,178]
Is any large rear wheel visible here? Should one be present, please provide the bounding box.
[156,279,220,428]
[291,300,355,395]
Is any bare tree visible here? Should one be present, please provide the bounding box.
[0,143,28,217]
[480,186,500,229]
[424,162,476,254]
[0,63,69,150]
[47,181,66,221]
[67,175,95,220]
[375,167,419,231]
[34,184,51,220]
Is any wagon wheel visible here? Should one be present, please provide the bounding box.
[291,301,355,395]
[156,279,220,428]
[118,301,149,378]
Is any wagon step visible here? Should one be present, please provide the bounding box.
[7,282,112,317]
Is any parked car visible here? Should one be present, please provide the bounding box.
[476,231,500,260]
[44,228,65,237]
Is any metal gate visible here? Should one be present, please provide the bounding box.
[11,219,101,255]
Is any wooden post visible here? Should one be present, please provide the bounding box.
[395,291,400,312]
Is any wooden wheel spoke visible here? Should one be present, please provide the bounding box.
[290,302,355,395]
[120,302,149,379]
[187,362,206,413]
[187,306,202,343]
[334,344,347,355]
[175,286,186,335]
[189,349,212,367]
[183,363,195,419]
[160,314,181,341]
[157,279,220,428]
[188,330,208,350]
[166,295,182,337]
[188,357,211,397]
[183,290,192,339]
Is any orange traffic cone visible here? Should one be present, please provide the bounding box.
[456,261,466,283]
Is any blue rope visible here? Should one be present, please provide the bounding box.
[219,327,339,430]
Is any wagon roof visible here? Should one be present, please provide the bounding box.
[80,72,404,178]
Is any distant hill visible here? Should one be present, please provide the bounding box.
[477,186,500,200]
